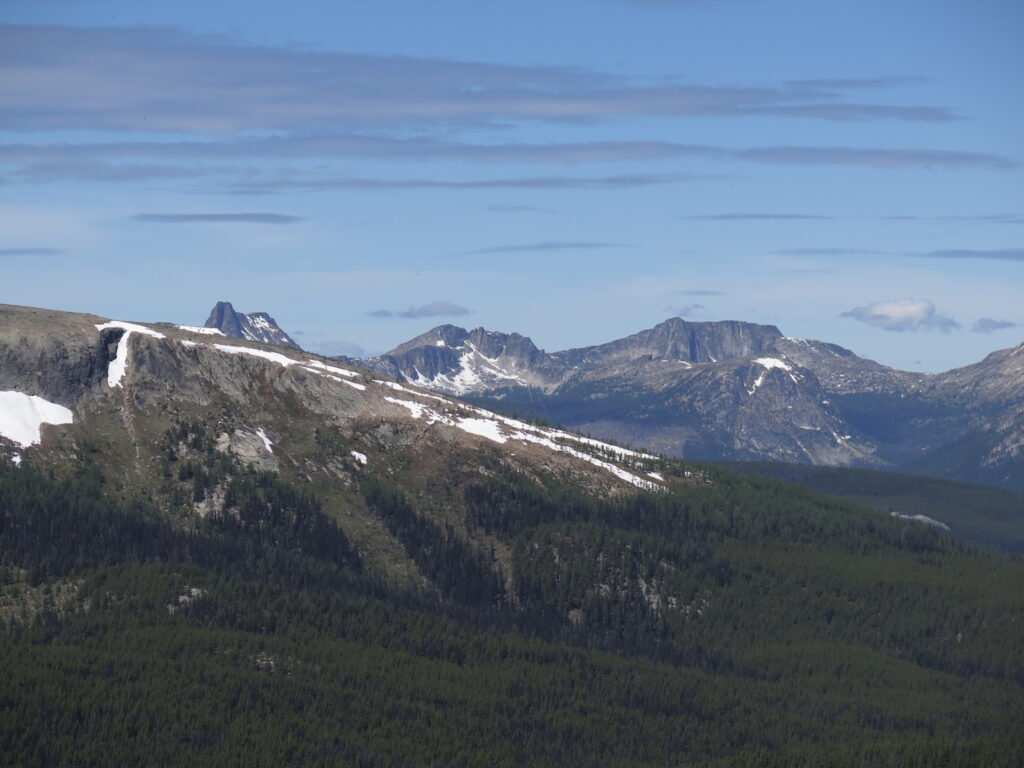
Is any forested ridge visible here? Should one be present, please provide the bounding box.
[1,445,1022,767]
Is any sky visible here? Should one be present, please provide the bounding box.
[1,0,1021,371]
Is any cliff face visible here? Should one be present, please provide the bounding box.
[0,303,663,502]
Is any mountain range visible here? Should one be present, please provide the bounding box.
[2,301,1022,766]
[338,317,1024,490]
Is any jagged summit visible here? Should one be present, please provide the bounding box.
[204,301,301,350]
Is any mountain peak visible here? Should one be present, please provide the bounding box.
[204,301,301,350]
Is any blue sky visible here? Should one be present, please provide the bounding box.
[1,0,1021,370]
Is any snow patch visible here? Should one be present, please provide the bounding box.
[255,428,274,454]
[748,357,799,394]
[96,321,167,388]
[96,320,166,340]
[374,380,448,403]
[304,359,358,378]
[378,388,656,489]
[753,357,792,372]
[647,471,665,482]
[891,511,951,532]
[384,396,452,425]
[213,344,299,367]
[456,417,508,444]
[180,339,199,347]
[0,391,74,448]
[177,325,225,336]
[351,450,368,465]
[409,343,525,395]
[343,380,367,391]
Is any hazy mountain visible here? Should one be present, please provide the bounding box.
[345,317,1024,489]
[204,300,301,349]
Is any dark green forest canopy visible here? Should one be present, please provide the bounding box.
[1,451,1022,767]
[721,461,1024,553]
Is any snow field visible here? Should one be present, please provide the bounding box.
[0,391,74,449]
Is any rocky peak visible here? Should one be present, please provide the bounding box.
[204,301,301,350]
[561,318,784,368]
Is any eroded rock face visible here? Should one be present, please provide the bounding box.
[216,427,278,472]
[0,305,116,407]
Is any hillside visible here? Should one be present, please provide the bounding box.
[721,462,1024,554]
[1,303,1023,766]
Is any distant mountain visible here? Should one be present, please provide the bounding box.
[344,317,1024,489]
[204,300,300,349]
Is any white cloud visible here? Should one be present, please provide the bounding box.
[841,299,960,333]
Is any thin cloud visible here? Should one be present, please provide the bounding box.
[228,172,714,194]
[787,77,927,90]
[486,205,553,213]
[737,146,1009,169]
[0,247,62,256]
[949,214,1024,224]
[841,299,960,333]
[915,248,1024,262]
[773,247,885,255]
[667,289,724,296]
[0,24,958,133]
[666,303,705,317]
[742,105,956,122]
[132,212,304,224]
[972,318,1017,334]
[685,213,833,220]
[3,137,1007,172]
[13,160,213,183]
[883,214,1024,224]
[370,302,472,319]
[468,241,623,255]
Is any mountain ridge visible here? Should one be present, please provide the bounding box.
[340,317,1024,489]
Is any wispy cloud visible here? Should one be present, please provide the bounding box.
[773,247,885,255]
[369,302,472,319]
[972,318,1017,334]
[486,205,553,213]
[667,289,724,296]
[841,299,960,332]
[12,160,214,183]
[883,214,1024,224]
[737,146,1009,169]
[0,247,63,256]
[3,136,1006,174]
[666,303,705,317]
[0,24,958,133]
[685,212,832,220]
[467,241,623,255]
[227,172,712,194]
[132,212,304,224]
[915,248,1024,262]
